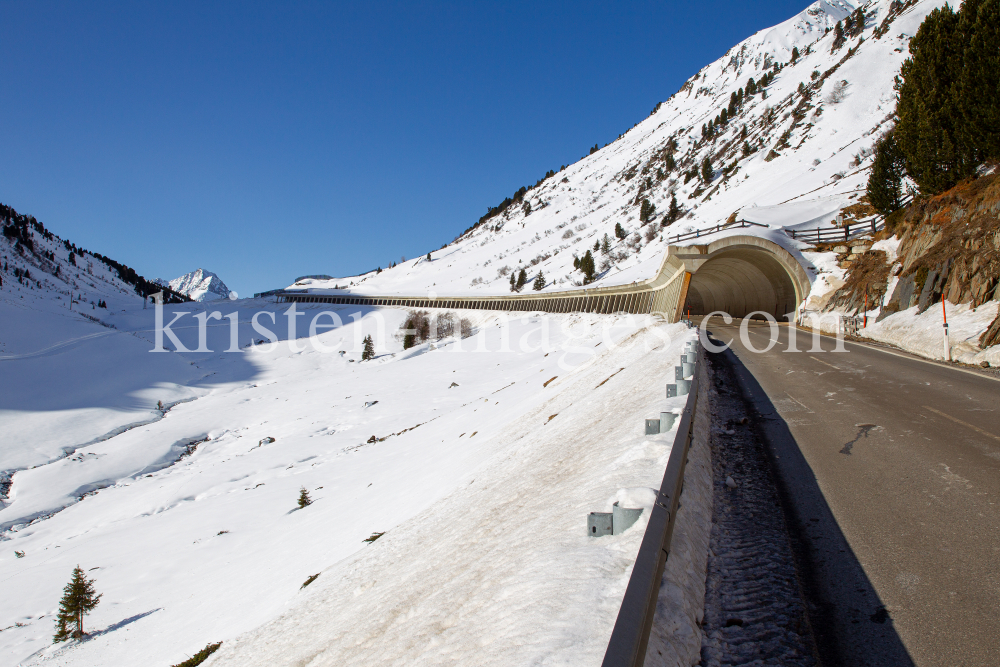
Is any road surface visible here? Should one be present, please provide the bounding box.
[703,317,999,666]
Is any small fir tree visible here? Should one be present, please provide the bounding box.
[53,566,102,642]
[600,233,612,255]
[593,240,600,252]
[662,194,681,226]
[614,222,626,239]
[866,133,905,215]
[515,269,528,291]
[361,334,375,361]
[298,487,312,508]
[426,252,431,261]
[532,271,545,291]
[509,272,517,292]
[790,46,799,63]
[580,250,596,284]
[701,157,713,182]
[639,199,655,224]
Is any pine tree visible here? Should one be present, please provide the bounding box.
[515,269,527,291]
[426,252,431,261]
[298,487,312,508]
[361,334,375,361]
[573,255,581,269]
[53,566,102,642]
[601,233,612,255]
[614,222,626,239]
[639,199,656,224]
[662,194,681,227]
[894,4,969,194]
[867,132,905,215]
[532,271,545,291]
[701,157,713,183]
[790,46,799,63]
[580,250,596,284]
[593,240,600,252]
[509,272,517,292]
[956,0,1000,169]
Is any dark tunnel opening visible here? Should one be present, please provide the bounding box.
[683,248,800,320]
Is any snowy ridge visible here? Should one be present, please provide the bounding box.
[295,0,942,301]
[162,268,233,302]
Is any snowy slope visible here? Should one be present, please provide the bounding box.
[293,0,944,300]
[163,269,233,302]
[1,297,702,666]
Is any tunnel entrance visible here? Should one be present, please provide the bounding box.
[683,247,800,320]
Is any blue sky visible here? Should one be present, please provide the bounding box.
[1,0,812,296]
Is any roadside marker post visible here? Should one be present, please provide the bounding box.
[942,298,951,362]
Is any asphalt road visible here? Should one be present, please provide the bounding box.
[702,317,1000,667]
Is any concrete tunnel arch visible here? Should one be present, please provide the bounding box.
[677,236,811,320]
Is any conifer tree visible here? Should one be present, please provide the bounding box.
[639,199,655,224]
[580,250,596,284]
[593,240,600,252]
[509,272,517,292]
[867,132,905,215]
[614,222,626,239]
[956,0,1000,168]
[362,334,375,361]
[662,194,681,226]
[573,255,581,270]
[601,233,612,255]
[532,271,545,291]
[701,157,713,182]
[426,252,431,261]
[298,487,312,508]
[894,4,968,193]
[516,268,527,291]
[53,566,102,642]
[790,46,799,63]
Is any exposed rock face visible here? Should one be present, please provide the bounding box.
[824,173,1000,344]
[881,174,1000,317]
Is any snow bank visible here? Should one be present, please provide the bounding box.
[861,300,1000,365]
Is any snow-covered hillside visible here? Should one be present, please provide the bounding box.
[295,0,943,300]
[1,290,704,665]
[160,269,233,302]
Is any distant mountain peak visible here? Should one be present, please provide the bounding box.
[167,268,233,301]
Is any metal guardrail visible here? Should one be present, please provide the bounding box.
[666,219,768,245]
[601,342,702,667]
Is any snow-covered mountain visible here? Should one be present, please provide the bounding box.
[161,268,233,302]
[298,0,935,299]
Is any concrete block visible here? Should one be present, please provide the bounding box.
[588,512,613,537]
[612,502,644,535]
